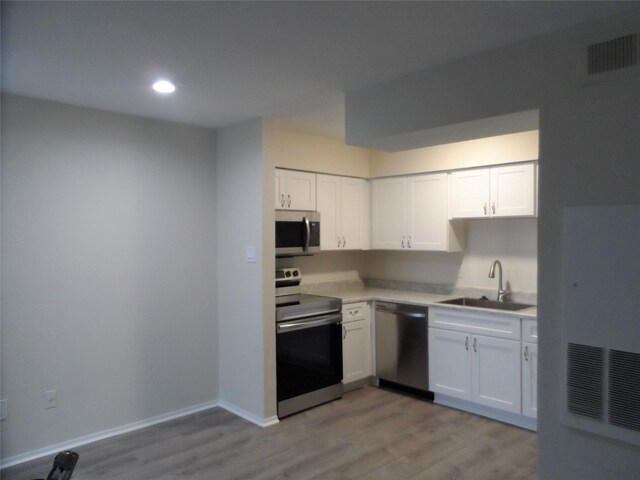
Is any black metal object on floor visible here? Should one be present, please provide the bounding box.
[31,450,78,480]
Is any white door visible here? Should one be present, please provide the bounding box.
[408,173,448,250]
[428,328,472,400]
[274,168,286,209]
[471,335,521,414]
[316,174,341,250]
[340,177,364,250]
[449,168,490,218]
[286,170,316,211]
[522,342,538,419]
[372,177,407,250]
[490,163,536,217]
[343,319,372,384]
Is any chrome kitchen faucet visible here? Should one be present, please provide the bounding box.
[488,259,509,302]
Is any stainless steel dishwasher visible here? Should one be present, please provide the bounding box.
[375,301,429,392]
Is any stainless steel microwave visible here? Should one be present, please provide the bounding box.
[275,210,320,257]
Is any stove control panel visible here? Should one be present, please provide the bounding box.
[275,268,301,290]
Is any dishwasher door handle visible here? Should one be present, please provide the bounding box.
[376,306,426,319]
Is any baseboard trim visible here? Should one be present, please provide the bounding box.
[217,400,279,428]
[434,394,537,431]
[0,400,219,470]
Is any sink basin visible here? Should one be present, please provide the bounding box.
[438,297,534,312]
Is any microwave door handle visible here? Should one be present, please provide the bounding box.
[303,216,310,252]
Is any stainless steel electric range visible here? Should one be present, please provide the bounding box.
[275,268,343,418]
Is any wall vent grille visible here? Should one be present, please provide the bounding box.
[609,350,640,432]
[587,33,639,75]
[567,343,604,420]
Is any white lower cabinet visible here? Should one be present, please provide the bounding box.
[429,307,536,425]
[429,328,472,399]
[472,335,521,413]
[429,327,521,414]
[342,302,372,385]
[522,341,538,419]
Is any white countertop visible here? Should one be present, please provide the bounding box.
[304,284,537,319]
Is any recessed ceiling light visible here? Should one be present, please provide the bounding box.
[152,80,175,94]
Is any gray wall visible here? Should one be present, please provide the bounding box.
[216,119,276,421]
[345,10,640,479]
[538,73,640,478]
[1,95,218,460]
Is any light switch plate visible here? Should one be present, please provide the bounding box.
[246,245,257,263]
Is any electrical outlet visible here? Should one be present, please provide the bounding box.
[44,390,57,409]
[0,399,7,421]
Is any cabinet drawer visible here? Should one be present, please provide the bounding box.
[342,302,368,323]
[522,318,538,343]
[428,307,520,340]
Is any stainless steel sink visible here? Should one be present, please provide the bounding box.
[438,297,534,311]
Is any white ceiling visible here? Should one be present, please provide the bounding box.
[2,1,635,139]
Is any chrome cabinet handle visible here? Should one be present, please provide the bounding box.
[524,345,529,361]
[492,202,496,214]
[337,236,341,248]
[343,326,347,340]
[401,236,405,248]
[280,194,285,207]
[287,194,291,208]
[407,235,412,248]
[473,338,477,352]
[483,202,487,215]
[343,236,346,248]
[465,336,469,351]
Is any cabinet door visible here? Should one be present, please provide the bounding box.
[471,335,521,414]
[286,170,316,211]
[343,318,372,384]
[316,174,341,250]
[449,168,490,218]
[340,177,364,250]
[428,328,472,400]
[408,173,449,250]
[372,177,407,249]
[490,163,536,217]
[522,342,538,419]
[275,169,286,209]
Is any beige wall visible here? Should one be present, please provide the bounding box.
[269,122,538,180]
[370,130,539,178]
[269,121,370,178]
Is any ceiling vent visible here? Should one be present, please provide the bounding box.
[581,33,640,85]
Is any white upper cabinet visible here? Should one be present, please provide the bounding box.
[317,174,369,250]
[372,173,463,251]
[275,168,316,211]
[371,176,407,250]
[448,168,491,218]
[449,163,536,219]
[408,174,451,250]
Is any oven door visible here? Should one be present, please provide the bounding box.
[276,313,343,402]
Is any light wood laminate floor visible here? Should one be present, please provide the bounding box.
[2,386,536,480]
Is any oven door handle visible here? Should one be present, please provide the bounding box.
[277,314,342,333]
[280,308,340,322]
